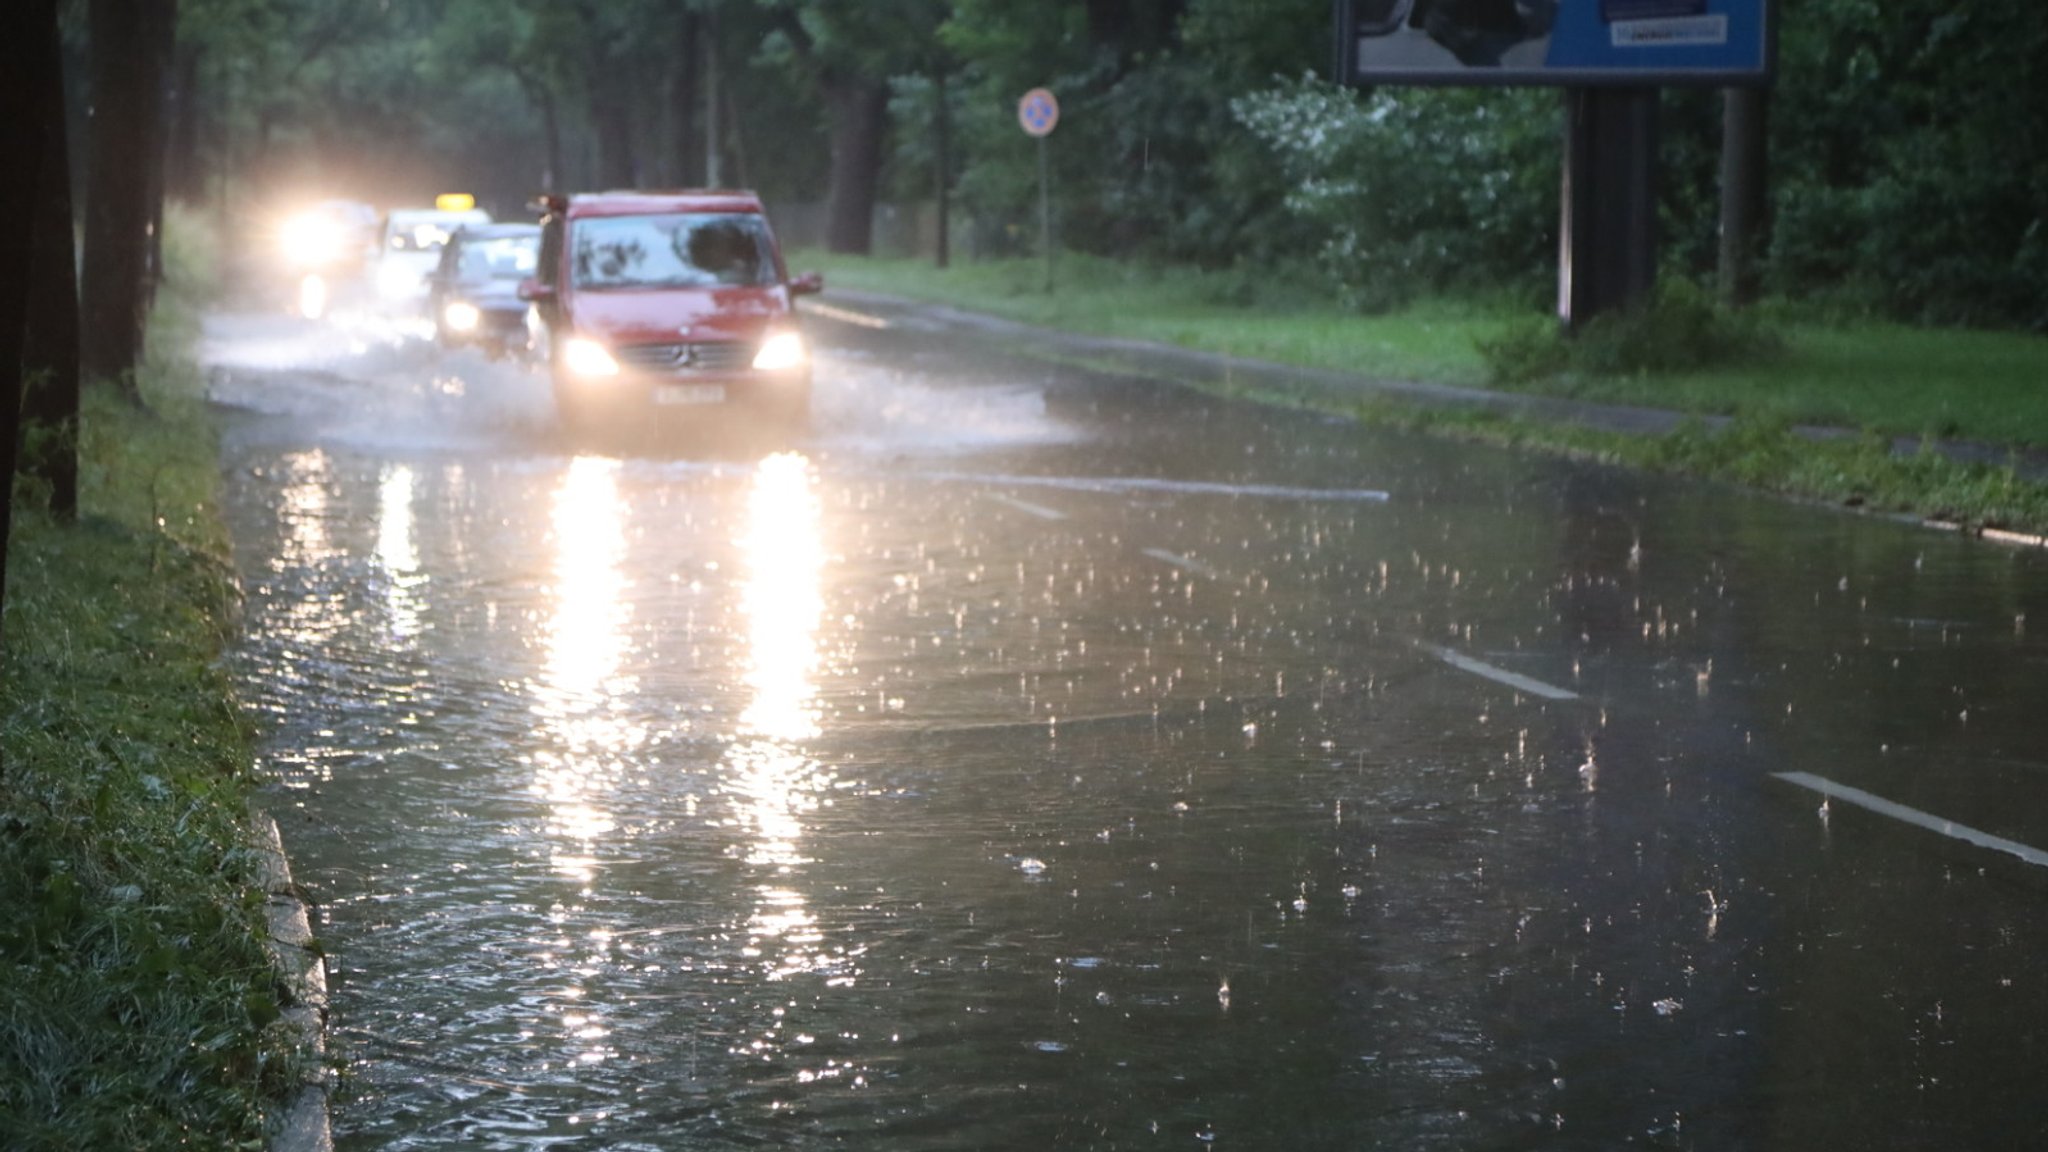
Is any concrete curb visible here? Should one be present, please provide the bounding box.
[251,809,333,1152]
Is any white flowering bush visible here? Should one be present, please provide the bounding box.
[1234,75,1559,309]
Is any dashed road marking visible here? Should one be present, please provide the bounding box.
[801,301,892,330]
[924,471,1389,503]
[1414,641,1578,701]
[1142,549,1225,580]
[1773,771,2048,868]
[989,494,1068,521]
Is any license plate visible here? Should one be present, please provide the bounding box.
[655,384,727,406]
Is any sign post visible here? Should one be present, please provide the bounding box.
[1017,87,1059,292]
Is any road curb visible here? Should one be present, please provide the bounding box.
[251,808,333,1152]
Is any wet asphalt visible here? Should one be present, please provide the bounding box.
[207,295,2048,1150]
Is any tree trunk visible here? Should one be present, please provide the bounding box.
[23,0,82,522]
[81,0,170,397]
[588,37,638,187]
[670,12,701,186]
[515,70,564,192]
[166,43,203,202]
[143,0,179,309]
[823,75,888,255]
[4,0,63,663]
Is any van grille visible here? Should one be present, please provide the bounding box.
[614,342,753,373]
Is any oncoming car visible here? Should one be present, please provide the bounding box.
[520,191,822,435]
[427,223,541,355]
[375,199,492,314]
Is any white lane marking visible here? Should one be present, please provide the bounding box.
[1414,641,1578,701]
[922,471,1390,503]
[989,494,1068,521]
[1141,549,1225,580]
[801,301,892,330]
[1772,771,2048,868]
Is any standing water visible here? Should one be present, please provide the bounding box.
[213,306,2048,1149]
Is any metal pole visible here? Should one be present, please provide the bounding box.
[1038,134,1052,292]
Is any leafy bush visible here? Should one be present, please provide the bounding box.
[1478,280,1783,383]
[1234,76,1558,310]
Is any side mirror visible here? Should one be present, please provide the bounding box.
[518,278,556,304]
[788,272,824,297]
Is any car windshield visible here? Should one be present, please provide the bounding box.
[570,213,775,290]
[459,236,538,280]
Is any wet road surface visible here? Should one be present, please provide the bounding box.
[208,299,2048,1150]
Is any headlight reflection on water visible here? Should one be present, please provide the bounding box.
[534,455,636,882]
[726,453,859,987]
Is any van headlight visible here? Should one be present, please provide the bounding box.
[442,301,480,332]
[563,337,620,377]
[752,330,808,372]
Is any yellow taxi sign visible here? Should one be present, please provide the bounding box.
[434,193,476,212]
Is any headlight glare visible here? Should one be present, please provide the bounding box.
[563,337,620,377]
[280,214,340,266]
[752,330,808,372]
[443,301,480,332]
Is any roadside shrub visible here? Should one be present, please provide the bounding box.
[1478,280,1783,384]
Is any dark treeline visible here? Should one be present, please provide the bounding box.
[17,0,2048,372]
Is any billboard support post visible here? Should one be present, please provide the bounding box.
[1559,86,1658,332]
[1717,86,1768,307]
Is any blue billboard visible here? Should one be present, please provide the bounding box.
[1339,0,1773,86]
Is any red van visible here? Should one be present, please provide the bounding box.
[520,191,822,433]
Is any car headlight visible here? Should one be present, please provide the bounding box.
[752,330,808,372]
[563,337,620,377]
[376,262,420,299]
[280,214,340,266]
[442,301,480,332]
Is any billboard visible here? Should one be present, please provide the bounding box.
[1338,0,1773,87]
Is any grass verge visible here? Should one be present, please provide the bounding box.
[1,211,302,1149]
[793,249,2048,534]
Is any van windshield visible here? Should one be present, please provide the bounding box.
[570,213,777,290]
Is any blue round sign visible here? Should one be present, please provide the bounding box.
[1018,88,1059,137]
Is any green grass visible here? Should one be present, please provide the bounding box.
[794,250,2048,448]
[1,210,301,1149]
[795,249,2048,533]
[1514,321,2048,445]
[792,248,1500,386]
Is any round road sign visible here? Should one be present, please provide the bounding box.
[1018,88,1059,137]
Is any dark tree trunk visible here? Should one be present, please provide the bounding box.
[724,85,750,190]
[4,0,63,660]
[166,44,203,202]
[143,0,179,309]
[671,12,702,186]
[515,71,564,192]
[82,0,172,397]
[823,75,889,255]
[23,0,82,522]
[591,73,638,187]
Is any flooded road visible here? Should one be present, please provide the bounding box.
[210,300,2048,1150]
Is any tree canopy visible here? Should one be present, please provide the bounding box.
[63,0,2048,327]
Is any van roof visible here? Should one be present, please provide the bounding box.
[560,190,765,219]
